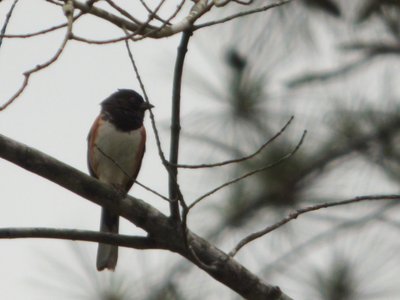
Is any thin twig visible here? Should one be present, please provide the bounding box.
[188,131,307,210]
[194,0,291,30]
[139,0,171,24]
[61,0,167,37]
[131,0,175,41]
[45,0,63,6]
[93,144,170,202]
[124,40,168,165]
[173,116,294,169]
[105,0,143,25]
[71,0,190,44]
[0,1,74,111]
[262,202,395,277]
[0,227,163,249]
[229,194,400,256]
[0,0,19,49]
[124,36,187,222]
[0,13,82,39]
[72,0,180,45]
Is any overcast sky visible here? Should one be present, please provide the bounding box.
[0,2,194,299]
[2,1,400,299]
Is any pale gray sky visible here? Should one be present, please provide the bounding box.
[2,1,400,299]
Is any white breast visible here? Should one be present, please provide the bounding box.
[92,120,143,189]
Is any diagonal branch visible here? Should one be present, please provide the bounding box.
[0,13,83,39]
[0,1,74,111]
[71,0,185,44]
[0,0,19,49]
[105,0,143,25]
[229,194,400,257]
[194,0,291,30]
[188,131,307,210]
[0,133,292,300]
[139,0,171,24]
[174,116,294,169]
[58,0,210,39]
[93,143,170,202]
[124,40,168,166]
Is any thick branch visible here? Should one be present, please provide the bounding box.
[169,30,192,220]
[0,133,292,300]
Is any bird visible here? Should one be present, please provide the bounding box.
[87,89,153,271]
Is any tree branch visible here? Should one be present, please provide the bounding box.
[188,130,307,210]
[0,227,162,249]
[229,194,400,256]
[0,133,293,300]
[194,0,291,30]
[0,13,83,39]
[174,116,294,169]
[0,0,19,49]
[58,0,210,39]
[169,30,192,221]
[0,1,74,111]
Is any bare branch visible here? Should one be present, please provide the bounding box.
[194,0,291,30]
[174,116,294,169]
[0,0,19,49]
[262,202,396,277]
[188,131,307,210]
[139,0,171,24]
[72,0,186,45]
[124,40,168,166]
[0,13,82,39]
[0,132,293,300]
[105,0,143,25]
[0,1,74,111]
[0,227,163,249]
[124,37,187,223]
[57,0,209,39]
[169,30,192,221]
[229,194,400,257]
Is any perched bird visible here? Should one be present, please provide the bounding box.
[87,89,153,271]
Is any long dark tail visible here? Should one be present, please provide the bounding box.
[96,208,119,271]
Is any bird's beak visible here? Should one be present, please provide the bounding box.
[141,102,154,110]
